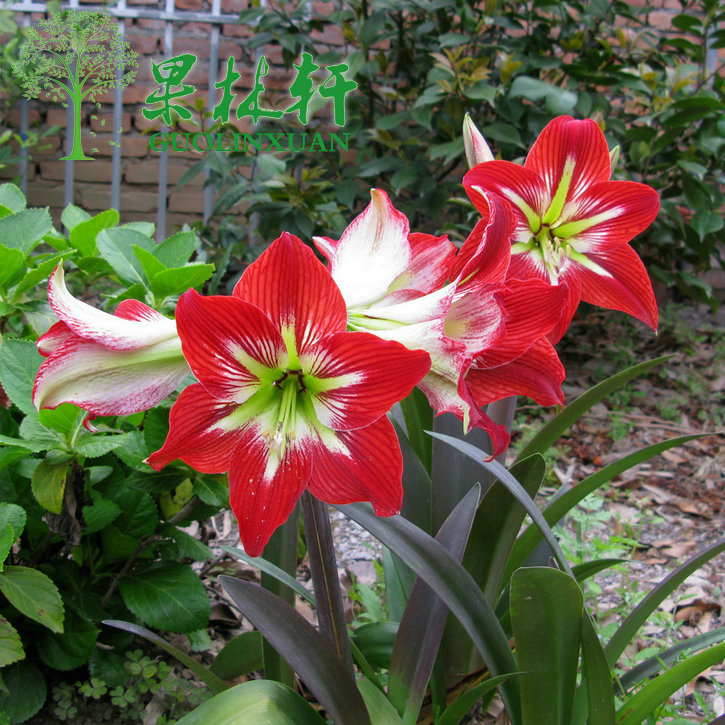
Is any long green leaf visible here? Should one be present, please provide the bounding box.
[576,611,616,725]
[221,545,315,606]
[102,620,227,694]
[219,577,370,725]
[511,568,583,725]
[605,537,725,666]
[174,679,325,725]
[505,434,706,581]
[358,678,404,725]
[399,388,434,473]
[388,485,480,722]
[615,642,725,725]
[514,355,672,463]
[428,432,574,578]
[618,626,725,694]
[437,673,523,725]
[336,502,520,722]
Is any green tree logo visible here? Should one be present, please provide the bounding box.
[13,10,138,161]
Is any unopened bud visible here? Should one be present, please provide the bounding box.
[463,113,494,168]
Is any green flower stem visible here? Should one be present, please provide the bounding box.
[301,491,354,678]
[260,507,299,688]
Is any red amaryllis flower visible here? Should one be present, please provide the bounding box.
[147,233,430,556]
[463,115,660,342]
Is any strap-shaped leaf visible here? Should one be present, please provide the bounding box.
[605,537,725,666]
[103,620,227,694]
[514,355,671,463]
[174,679,326,725]
[511,567,583,725]
[437,673,523,725]
[336,502,520,722]
[616,642,725,725]
[576,611,616,725]
[505,434,706,581]
[219,577,370,725]
[388,485,480,720]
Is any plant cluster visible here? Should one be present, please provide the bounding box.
[0,107,722,725]
[183,0,724,307]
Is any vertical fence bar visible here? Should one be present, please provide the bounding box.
[17,10,31,195]
[203,0,221,225]
[156,0,175,241]
[110,0,127,214]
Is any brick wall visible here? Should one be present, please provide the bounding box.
[2,0,344,231]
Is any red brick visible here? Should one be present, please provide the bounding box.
[137,19,165,31]
[47,109,71,127]
[125,159,203,186]
[26,183,67,209]
[312,23,345,46]
[648,11,674,29]
[134,110,163,132]
[168,190,205,213]
[78,186,112,211]
[7,108,41,126]
[40,160,116,183]
[221,0,247,12]
[96,84,156,105]
[90,111,131,133]
[176,0,204,9]
[0,164,35,181]
[165,211,204,230]
[127,34,159,55]
[221,23,252,38]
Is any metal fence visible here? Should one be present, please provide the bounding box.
[9,0,244,240]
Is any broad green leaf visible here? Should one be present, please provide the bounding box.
[0,184,27,213]
[154,230,196,267]
[511,568,583,725]
[82,499,121,534]
[617,626,725,693]
[0,207,53,255]
[61,203,91,231]
[616,642,725,725]
[336,502,520,721]
[194,476,229,508]
[103,619,227,694]
[20,415,64,449]
[12,250,75,300]
[150,264,215,299]
[133,244,167,279]
[0,526,15,568]
[388,485,480,720]
[0,616,24,666]
[210,630,264,680]
[358,677,404,725]
[97,227,155,289]
[38,610,99,670]
[162,525,213,561]
[119,561,210,633]
[0,246,26,291]
[0,337,43,416]
[514,355,671,462]
[108,487,157,538]
[0,434,47,452]
[0,660,46,723]
[605,537,725,666]
[0,503,26,541]
[122,220,155,237]
[0,565,64,632]
[437,673,523,725]
[221,545,315,605]
[507,434,705,579]
[69,208,119,256]
[220,577,371,725]
[31,459,68,513]
[73,432,130,458]
[174,680,325,725]
[38,402,83,435]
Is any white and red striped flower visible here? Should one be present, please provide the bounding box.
[147,233,430,556]
[33,265,189,424]
[314,189,565,455]
[463,115,660,342]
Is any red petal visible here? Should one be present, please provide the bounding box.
[557,180,660,251]
[114,298,172,323]
[228,427,312,557]
[463,161,546,229]
[37,321,74,357]
[175,290,285,403]
[390,232,456,294]
[481,279,567,365]
[452,193,516,285]
[577,244,659,331]
[146,384,245,473]
[302,331,430,431]
[467,338,565,407]
[306,416,403,516]
[234,232,347,351]
[525,116,612,201]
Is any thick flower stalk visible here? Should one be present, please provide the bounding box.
[147,234,430,556]
[463,115,660,342]
[33,265,189,423]
[314,189,565,455]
